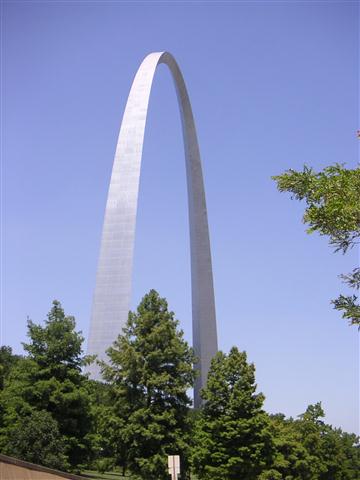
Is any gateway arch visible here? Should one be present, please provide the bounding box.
[87,52,217,407]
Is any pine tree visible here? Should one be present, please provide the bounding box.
[192,347,274,480]
[101,289,196,480]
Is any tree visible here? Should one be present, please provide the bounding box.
[0,301,92,470]
[0,346,22,390]
[101,289,196,480]
[191,347,274,480]
[23,300,84,377]
[332,268,360,326]
[4,410,68,471]
[266,404,360,480]
[0,346,23,433]
[86,380,119,473]
[266,413,316,480]
[297,403,360,480]
[273,164,360,325]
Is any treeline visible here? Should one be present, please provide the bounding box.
[0,290,359,479]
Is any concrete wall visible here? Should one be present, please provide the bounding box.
[0,454,87,480]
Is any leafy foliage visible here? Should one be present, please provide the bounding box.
[4,410,68,470]
[0,301,92,470]
[272,164,360,252]
[101,289,196,480]
[0,346,24,432]
[192,347,274,480]
[1,294,359,479]
[86,380,124,473]
[0,346,22,390]
[266,404,360,479]
[273,164,360,325]
[23,300,84,376]
[332,267,360,326]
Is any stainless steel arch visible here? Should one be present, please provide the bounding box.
[87,51,217,407]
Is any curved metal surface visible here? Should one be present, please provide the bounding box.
[87,52,217,407]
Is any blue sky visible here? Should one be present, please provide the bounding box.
[2,1,358,433]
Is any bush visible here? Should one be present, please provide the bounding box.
[4,409,69,471]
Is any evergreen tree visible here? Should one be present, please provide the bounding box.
[23,300,84,377]
[191,347,274,480]
[102,289,196,480]
[0,301,92,470]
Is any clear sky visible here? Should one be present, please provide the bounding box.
[2,1,358,433]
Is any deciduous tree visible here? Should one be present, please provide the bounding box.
[266,404,360,479]
[273,164,360,325]
[4,410,68,471]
